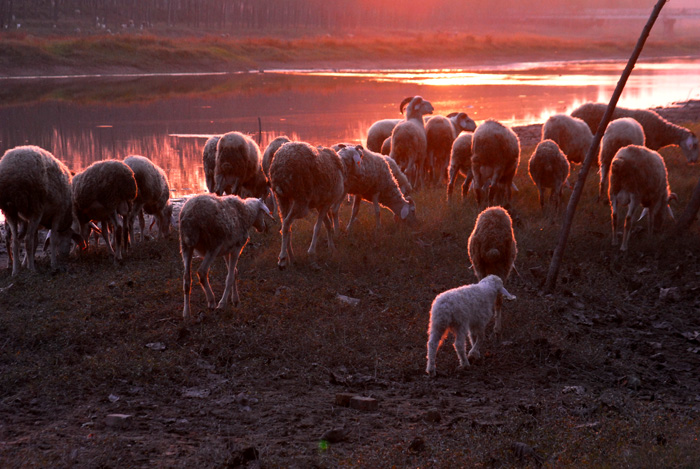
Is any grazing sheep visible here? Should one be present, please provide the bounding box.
[338,145,417,233]
[467,206,518,334]
[542,114,594,165]
[72,160,138,262]
[426,275,516,377]
[123,155,173,243]
[598,118,645,202]
[571,102,699,163]
[447,131,473,201]
[214,131,269,200]
[426,112,477,184]
[262,136,292,178]
[179,194,273,319]
[0,145,83,275]
[367,119,401,153]
[609,145,675,252]
[269,142,346,269]
[390,96,434,188]
[202,135,220,193]
[471,120,521,206]
[528,139,571,213]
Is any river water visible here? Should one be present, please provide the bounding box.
[0,57,699,199]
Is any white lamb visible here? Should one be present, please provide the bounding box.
[179,194,274,320]
[598,117,645,202]
[542,113,594,165]
[426,275,516,377]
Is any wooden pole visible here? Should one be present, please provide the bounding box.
[544,0,669,293]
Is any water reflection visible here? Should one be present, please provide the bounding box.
[0,57,698,202]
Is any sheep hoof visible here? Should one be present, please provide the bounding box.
[207,301,217,310]
[426,369,437,379]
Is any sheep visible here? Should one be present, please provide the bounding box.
[0,145,84,275]
[123,155,173,243]
[214,131,270,200]
[72,159,138,262]
[426,112,477,184]
[179,195,274,320]
[262,136,292,178]
[426,275,516,377]
[571,102,700,163]
[380,136,392,156]
[389,96,434,188]
[269,141,347,269]
[467,206,518,335]
[367,118,401,153]
[541,114,593,165]
[447,131,473,201]
[335,144,418,234]
[598,118,645,202]
[202,135,220,193]
[528,139,571,213]
[471,120,521,206]
[609,145,676,252]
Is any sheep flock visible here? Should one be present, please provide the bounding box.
[1,97,699,380]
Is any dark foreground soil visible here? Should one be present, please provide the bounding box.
[1,101,700,467]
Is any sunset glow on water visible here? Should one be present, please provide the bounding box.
[0,57,698,212]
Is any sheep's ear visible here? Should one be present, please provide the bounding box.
[400,205,409,219]
[337,143,346,149]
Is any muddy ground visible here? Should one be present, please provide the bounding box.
[0,102,700,468]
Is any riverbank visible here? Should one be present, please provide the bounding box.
[1,32,700,78]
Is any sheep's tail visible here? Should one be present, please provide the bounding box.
[484,248,501,263]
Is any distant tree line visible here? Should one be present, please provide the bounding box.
[0,0,648,35]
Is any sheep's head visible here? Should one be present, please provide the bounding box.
[397,196,418,227]
[680,133,699,163]
[251,198,275,232]
[335,144,363,175]
[399,96,434,118]
[452,112,477,132]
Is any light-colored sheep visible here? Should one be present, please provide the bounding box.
[269,142,347,269]
[471,120,521,206]
[609,145,675,252]
[202,135,220,193]
[389,96,434,188]
[426,274,516,377]
[179,194,273,319]
[337,145,418,233]
[598,118,645,202]
[447,131,473,201]
[467,206,518,334]
[214,131,269,200]
[426,112,477,185]
[72,159,138,262]
[123,155,173,243]
[542,113,593,165]
[262,136,292,178]
[528,139,570,213]
[571,102,700,163]
[367,118,401,153]
[0,145,83,275]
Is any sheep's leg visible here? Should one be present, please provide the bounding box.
[218,249,242,309]
[611,197,621,247]
[8,219,21,276]
[467,325,485,363]
[22,217,41,273]
[472,166,484,205]
[447,166,458,200]
[278,201,295,269]
[372,194,381,233]
[308,208,328,257]
[346,195,363,233]
[461,171,473,200]
[454,328,470,369]
[426,326,444,377]
[488,168,503,206]
[538,185,547,213]
[197,248,221,309]
[100,220,117,258]
[182,246,194,319]
[138,209,146,242]
[493,294,504,336]
[321,211,336,251]
[621,197,639,252]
